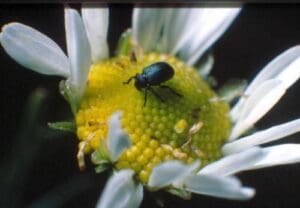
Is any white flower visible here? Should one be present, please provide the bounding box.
[0,4,108,104]
[1,4,300,208]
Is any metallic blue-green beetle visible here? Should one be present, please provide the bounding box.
[124,62,181,106]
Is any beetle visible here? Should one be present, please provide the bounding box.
[123,62,181,106]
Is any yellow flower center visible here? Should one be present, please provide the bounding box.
[76,53,231,183]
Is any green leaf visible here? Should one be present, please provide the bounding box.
[115,29,133,56]
[167,188,192,200]
[0,88,47,207]
[48,121,76,133]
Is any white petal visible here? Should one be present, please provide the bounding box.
[132,7,240,62]
[153,8,175,53]
[133,8,205,54]
[168,8,205,54]
[0,23,70,77]
[148,160,200,189]
[223,118,300,154]
[244,46,300,94]
[107,112,131,162]
[176,7,241,65]
[126,182,143,208]
[132,8,167,53]
[96,170,143,208]
[158,8,211,54]
[178,174,254,200]
[199,147,263,176]
[197,54,214,78]
[243,144,300,170]
[230,79,286,140]
[82,3,109,63]
[65,7,91,97]
[231,46,300,122]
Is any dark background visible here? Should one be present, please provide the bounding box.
[0,4,300,208]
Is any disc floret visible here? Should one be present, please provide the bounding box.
[76,53,231,183]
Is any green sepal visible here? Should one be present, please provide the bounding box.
[59,80,79,115]
[94,162,109,174]
[206,76,218,87]
[167,188,192,200]
[92,149,110,174]
[91,151,110,165]
[48,121,76,133]
[218,79,248,104]
[244,126,258,136]
[91,143,111,165]
[115,29,133,56]
[196,53,214,79]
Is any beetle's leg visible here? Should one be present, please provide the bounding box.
[160,85,182,97]
[143,88,148,106]
[148,86,165,102]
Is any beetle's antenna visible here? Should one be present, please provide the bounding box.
[123,75,136,84]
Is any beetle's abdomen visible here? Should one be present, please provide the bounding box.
[143,62,174,85]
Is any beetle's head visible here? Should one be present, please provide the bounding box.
[134,74,147,90]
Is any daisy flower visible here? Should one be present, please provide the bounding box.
[1,4,300,208]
